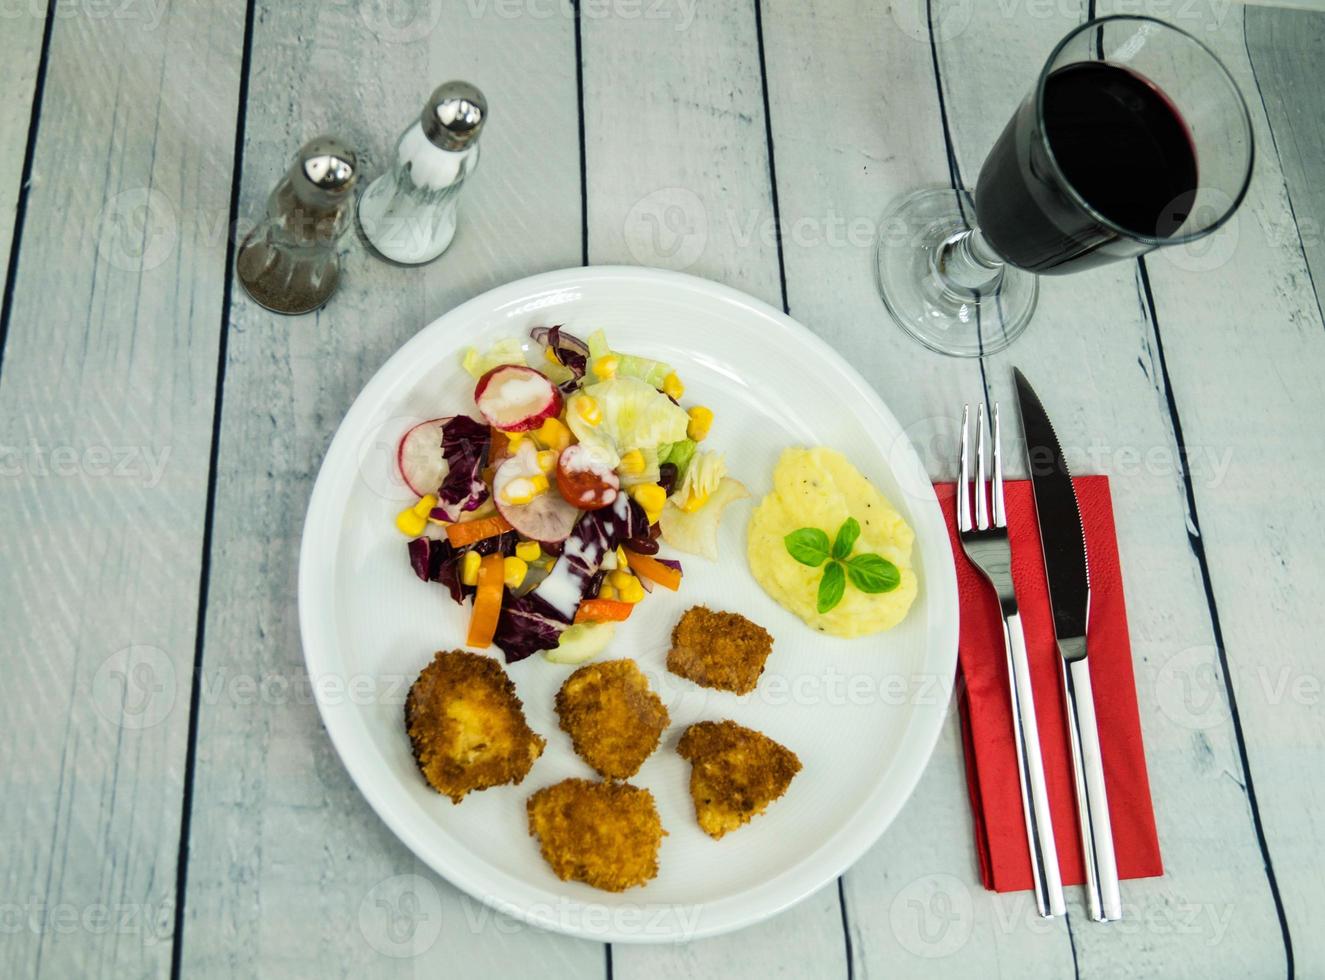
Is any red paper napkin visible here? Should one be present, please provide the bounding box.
[936,476,1163,893]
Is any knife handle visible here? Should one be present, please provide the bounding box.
[1003,610,1065,917]
[1061,655,1122,921]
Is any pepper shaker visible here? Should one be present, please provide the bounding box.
[358,81,486,266]
[237,136,358,315]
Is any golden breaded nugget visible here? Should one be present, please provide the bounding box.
[526,778,664,892]
[405,650,545,803]
[555,659,669,779]
[667,606,773,695]
[676,720,801,839]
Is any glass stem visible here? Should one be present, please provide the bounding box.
[935,227,1005,295]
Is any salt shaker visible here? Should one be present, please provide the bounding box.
[237,136,358,315]
[358,81,486,265]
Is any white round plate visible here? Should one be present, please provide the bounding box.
[299,266,958,944]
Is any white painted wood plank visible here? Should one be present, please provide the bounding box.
[1095,1,1325,973]
[0,3,246,978]
[579,1,848,975]
[757,2,1077,976]
[176,2,601,976]
[0,1,47,303]
[1246,5,1325,317]
[934,1,1289,974]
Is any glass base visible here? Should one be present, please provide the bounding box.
[875,187,1038,357]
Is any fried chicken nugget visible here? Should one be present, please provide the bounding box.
[667,606,773,695]
[526,779,664,892]
[676,720,801,839]
[555,659,669,779]
[405,650,545,803]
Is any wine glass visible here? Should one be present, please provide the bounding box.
[875,15,1254,357]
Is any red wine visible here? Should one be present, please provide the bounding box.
[975,62,1198,274]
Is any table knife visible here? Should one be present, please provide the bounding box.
[1014,368,1123,922]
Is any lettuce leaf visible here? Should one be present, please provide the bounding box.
[569,377,689,459]
[461,338,528,379]
[586,329,673,388]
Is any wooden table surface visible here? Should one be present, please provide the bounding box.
[2,0,1322,977]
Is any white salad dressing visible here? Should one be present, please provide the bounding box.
[533,492,632,619]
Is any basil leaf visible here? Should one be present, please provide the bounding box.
[784,528,831,567]
[847,553,901,593]
[817,561,846,613]
[832,517,860,560]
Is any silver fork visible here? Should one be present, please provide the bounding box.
[958,403,1065,918]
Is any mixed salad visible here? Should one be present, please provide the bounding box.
[396,326,748,665]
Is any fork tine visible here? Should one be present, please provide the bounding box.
[976,403,989,530]
[993,402,1006,528]
[958,405,971,532]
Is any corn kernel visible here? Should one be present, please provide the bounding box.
[598,583,618,601]
[610,569,635,591]
[544,345,561,366]
[395,506,427,537]
[662,372,685,400]
[629,483,667,517]
[534,417,572,452]
[505,431,527,452]
[615,545,629,568]
[618,577,646,604]
[618,449,645,475]
[535,449,559,474]
[681,491,709,513]
[686,405,714,442]
[461,550,482,586]
[501,477,537,505]
[530,474,549,494]
[573,395,602,426]
[503,556,528,588]
[515,540,541,562]
[593,354,619,379]
[412,493,438,516]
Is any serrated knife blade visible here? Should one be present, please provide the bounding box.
[1013,367,1122,923]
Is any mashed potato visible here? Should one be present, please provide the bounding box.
[747,447,918,637]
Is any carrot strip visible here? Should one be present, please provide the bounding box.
[466,552,505,648]
[445,514,514,548]
[573,598,635,624]
[624,550,682,591]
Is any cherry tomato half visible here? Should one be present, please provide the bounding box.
[555,444,620,510]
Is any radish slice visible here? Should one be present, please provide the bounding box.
[396,418,449,497]
[493,443,581,543]
[474,365,563,432]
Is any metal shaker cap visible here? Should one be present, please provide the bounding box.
[421,81,487,151]
[295,136,358,197]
